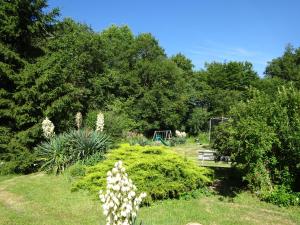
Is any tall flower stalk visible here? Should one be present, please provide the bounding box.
[99,161,146,225]
[75,112,82,130]
[175,130,187,138]
[42,117,55,139]
[96,112,104,132]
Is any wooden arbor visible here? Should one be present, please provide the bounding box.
[152,130,172,141]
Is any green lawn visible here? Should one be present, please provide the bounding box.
[172,142,231,168]
[0,173,299,225]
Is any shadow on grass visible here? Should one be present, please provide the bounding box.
[210,167,245,198]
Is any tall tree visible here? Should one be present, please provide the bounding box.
[265,45,300,88]
[171,53,194,73]
[204,61,258,115]
[0,0,58,172]
[11,19,105,165]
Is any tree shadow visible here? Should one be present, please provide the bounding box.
[210,167,245,198]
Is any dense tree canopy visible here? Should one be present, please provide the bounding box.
[0,0,58,172]
[266,45,300,87]
[0,0,299,193]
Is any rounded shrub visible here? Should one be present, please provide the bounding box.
[73,144,212,203]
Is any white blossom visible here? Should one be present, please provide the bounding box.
[96,112,104,132]
[42,117,55,139]
[99,161,147,225]
[75,112,82,130]
[175,130,187,138]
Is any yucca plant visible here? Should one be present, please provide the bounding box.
[36,129,111,174]
[36,134,71,174]
[67,129,110,162]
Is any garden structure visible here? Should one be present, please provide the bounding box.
[152,130,172,145]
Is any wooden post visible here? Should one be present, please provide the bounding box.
[208,118,212,143]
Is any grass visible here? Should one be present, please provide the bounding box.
[171,142,231,168]
[0,174,102,225]
[0,173,299,225]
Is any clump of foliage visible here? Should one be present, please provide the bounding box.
[36,129,110,174]
[213,85,300,205]
[127,134,151,146]
[265,44,300,88]
[261,185,300,207]
[67,163,87,178]
[186,108,211,135]
[169,137,186,146]
[73,144,212,203]
[168,130,187,146]
[85,106,137,139]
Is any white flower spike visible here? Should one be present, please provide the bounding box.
[99,160,147,225]
[96,112,104,132]
[42,117,55,139]
[75,112,82,130]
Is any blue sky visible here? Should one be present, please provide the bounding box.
[48,0,300,76]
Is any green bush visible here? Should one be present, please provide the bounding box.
[36,129,111,174]
[261,185,300,207]
[84,111,98,130]
[85,108,136,138]
[127,134,151,146]
[37,133,70,174]
[169,137,186,146]
[67,163,87,178]
[73,144,212,203]
[196,132,209,145]
[186,108,211,135]
[213,86,300,193]
[0,151,38,175]
[67,129,110,161]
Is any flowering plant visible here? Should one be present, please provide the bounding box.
[99,161,147,225]
[175,130,187,138]
[96,112,104,132]
[75,112,82,130]
[42,117,55,139]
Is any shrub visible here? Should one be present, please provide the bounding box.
[213,86,300,193]
[186,108,211,135]
[0,151,38,174]
[127,134,151,146]
[85,109,136,138]
[169,137,186,146]
[67,163,86,178]
[85,110,98,130]
[36,133,71,174]
[73,144,212,204]
[66,129,110,161]
[261,185,300,207]
[36,129,111,174]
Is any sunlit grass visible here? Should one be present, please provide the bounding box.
[0,174,299,225]
[171,142,230,168]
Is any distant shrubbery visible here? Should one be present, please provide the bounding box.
[127,133,151,146]
[213,85,300,206]
[73,144,212,204]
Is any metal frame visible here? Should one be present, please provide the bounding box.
[152,130,172,141]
